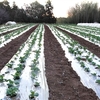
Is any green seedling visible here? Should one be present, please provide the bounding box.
[80,62,85,68]
[38,43,41,47]
[18,63,24,67]
[0,75,4,82]
[35,53,40,59]
[84,67,90,72]
[12,72,21,80]
[76,57,81,61]
[29,90,39,99]
[88,58,92,62]
[6,86,18,97]
[7,80,14,88]
[31,63,37,68]
[70,43,74,47]
[19,57,26,63]
[96,65,100,69]
[91,62,96,66]
[14,66,23,73]
[5,71,9,74]
[34,82,40,87]
[31,67,40,74]
[7,63,13,68]
[86,56,89,59]
[68,47,74,54]
[96,80,100,84]
[11,60,14,63]
[88,52,91,55]
[14,80,20,85]
[33,59,37,63]
[31,71,37,79]
[83,47,86,51]
[77,50,82,55]
[91,73,96,76]
[74,51,77,56]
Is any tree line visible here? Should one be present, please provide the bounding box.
[0,0,56,24]
[66,2,100,23]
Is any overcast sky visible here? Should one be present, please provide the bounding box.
[0,0,100,17]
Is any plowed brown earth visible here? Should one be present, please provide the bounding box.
[56,26,100,58]
[0,25,38,70]
[44,25,99,100]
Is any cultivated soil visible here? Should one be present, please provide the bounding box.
[56,26,100,58]
[0,24,100,100]
[44,25,99,100]
[0,25,38,70]
[0,25,28,36]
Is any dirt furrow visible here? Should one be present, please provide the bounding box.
[56,26,100,58]
[0,25,38,70]
[44,25,98,100]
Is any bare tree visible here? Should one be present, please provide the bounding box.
[67,2,99,23]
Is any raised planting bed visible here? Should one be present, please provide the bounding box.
[0,24,48,100]
[49,25,100,98]
[57,24,100,46]
[0,24,35,48]
[44,25,99,100]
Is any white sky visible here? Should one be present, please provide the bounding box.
[0,0,100,17]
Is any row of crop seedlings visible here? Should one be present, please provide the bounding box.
[0,24,43,100]
[69,24,100,40]
[50,25,100,84]
[59,24,100,36]
[70,24,100,35]
[0,24,34,47]
[64,24,100,34]
[58,25,100,46]
[62,24,100,45]
[0,23,26,34]
[58,24,100,45]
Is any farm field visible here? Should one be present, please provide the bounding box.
[0,23,28,36]
[0,23,100,100]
